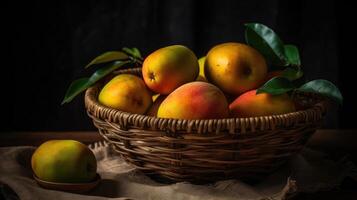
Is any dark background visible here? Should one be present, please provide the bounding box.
[5,0,356,131]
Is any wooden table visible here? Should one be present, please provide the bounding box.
[1,129,356,199]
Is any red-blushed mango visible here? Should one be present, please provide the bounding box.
[146,95,166,117]
[157,82,229,119]
[229,90,296,117]
[205,43,267,96]
[98,74,152,114]
[142,45,199,94]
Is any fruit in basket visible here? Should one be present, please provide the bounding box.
[196,56,207,81]
[98,74,152,114]
[142,45,199,94]
[146,95,166,116]
[152,94,160,101]
[229,89,295,117]
[205,42,267,95]
[157,82,229,119]
[31,140,97,183]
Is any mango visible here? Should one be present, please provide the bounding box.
[229,90,296,117]
[31,140,97,183]
[98,74,152,114]
[157,82,229,119]
[196,56,207,81]
[152,94,160,101]
[205,42,267,96]
[142,45,199,94]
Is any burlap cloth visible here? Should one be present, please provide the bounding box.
[1,141,356,200]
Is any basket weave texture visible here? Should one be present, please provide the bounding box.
[85,68,327,182]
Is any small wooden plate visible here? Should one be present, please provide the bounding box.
[33,174,101,193]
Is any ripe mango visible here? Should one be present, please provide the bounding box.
[98,74,152,114]
[31,140,97,183]
[205,43,267,95]
[157,82,229,119]
[142,45,199,94]
[229,90,295,117]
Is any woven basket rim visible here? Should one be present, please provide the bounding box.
[85,68,327,134]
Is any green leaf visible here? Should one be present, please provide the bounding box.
[88,60,129,83]
[245,23,288,66]
[257,77,295,95]
[297,79,343,105]
[62,60,130,104]
[282,67,303,81]
[85,51,128,68]
[284,44,301,66]
[132,48,142,59]
[61,78,90,105]
[122,47,142,59]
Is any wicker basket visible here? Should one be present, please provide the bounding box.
[85,68,327,182]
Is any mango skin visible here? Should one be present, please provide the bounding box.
[157,82,229,119]
[196,56,207,81]
[31,140,97,183]
[229,90,296,117]
[152,94,160,101]
[98,74,152,114]
[205,43,267,96]
[142,45,199,94]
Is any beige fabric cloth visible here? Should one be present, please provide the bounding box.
[1,142,356,200]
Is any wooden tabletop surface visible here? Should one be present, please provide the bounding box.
[0,129,356,199]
